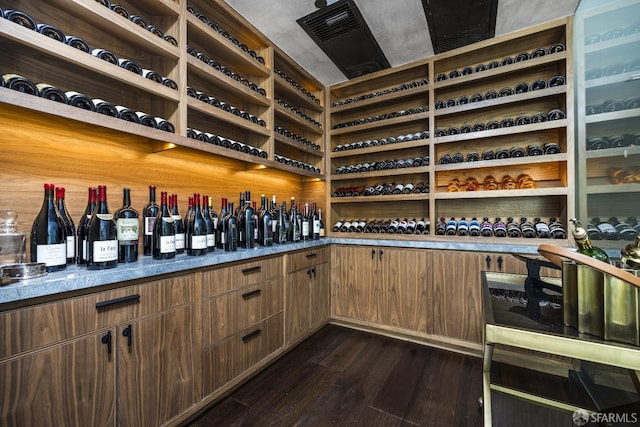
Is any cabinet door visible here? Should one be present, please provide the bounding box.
[286,268,312,344]
[431,250,484,343]
[332,245,378,322]
[310,262,330,329]
[0,333,115,426]
[378,248,431,333]
[117,305,196,427]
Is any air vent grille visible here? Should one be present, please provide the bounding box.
[305,4,361,41]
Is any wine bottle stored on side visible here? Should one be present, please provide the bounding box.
[171,194,185,254]
[36,83,68,104]
[2,73,38,95]
[31,183,67,272]
[87,185,118,270]
[187,193,207,256]
[55,187,76,264]
[115,188,139,263]
[152,191,176,259]
[142,185,158,256]
[570,219,611,263]
[77,187,97,264]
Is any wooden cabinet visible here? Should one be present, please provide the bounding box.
[285,247,330,344]
[331,245,431,333]
[574,0,640,248]
[0,274,198,427]
[201,255,285,396]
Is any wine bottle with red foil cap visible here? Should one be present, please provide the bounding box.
[31,183,67,272]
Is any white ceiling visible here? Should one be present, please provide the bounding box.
[225,0,580,86]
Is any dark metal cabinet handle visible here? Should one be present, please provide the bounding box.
[101,331,112,354]
[242,329,262,343]
[242,289,262,299]
[307,268,313,278]
[485,255,491,269]
[497,256,503,270]
[242,266,262,274]
[95,294,140,309]
[122,325,132,347]
[371,249,376,259]
[311,267,316,278]
[379,249,383,261]
[305,253,317,259]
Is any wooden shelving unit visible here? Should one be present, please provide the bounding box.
[574,0,640,248]
[326,17,574,243]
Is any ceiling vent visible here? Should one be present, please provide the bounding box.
[421,0,498,54]
[297,0,390,79]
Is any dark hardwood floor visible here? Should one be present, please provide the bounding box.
[186,325,577,426]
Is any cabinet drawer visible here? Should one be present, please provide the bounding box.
[202,256,283,297]
[286,247,329,273]
[203,277,283,345]
[137,274,196,316]
[203,312,284,395]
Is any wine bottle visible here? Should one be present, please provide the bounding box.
[171,194,185,254]
[223,201,238,252]
[301,202,310,241]
[36,83,68,104]
[152,191,176,259]
[570,219,611,263]
[142,185,158,256]
[468,218,481,237]
[242,192,256,249]
[91,48,118,64]
[235,192,246,246]
[290,199,301,242]
[208,196,219,249]
[202,195,215,251]
[2,73,38,95]
[31,183,67,272]
[87,185,118,270]
[92,98,117,116]
[216,198,227,249]
[64,35,92,53]
[187,193,207,256]
[135,111,156,127]
[115,105,139,123]
[457,217,469,236]
[318,208,325,238]
[592,217,619,240]
[36,23,65,42]
[252,201,259,243]
[4,9,36,30]
[270,195,279,238]
[154,117,175,133]
[445,218,457,236]
[55,187,76,264]
[115,188,139,263]
[534,218,550,238]
[312,203,320,240]
[184,196,194,253]
[117,58,142,75]
[276,202,288,244]
[142,68,163,83]
[65,91,95,111]
[77,187,97,264]
[258,194,273,246]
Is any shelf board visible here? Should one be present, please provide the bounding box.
[434,187,568,200]
[0,21,181,102]
[330,139,429,158]
[433,51,568,90]
[434,120,568,144]
[330,194,430,203]
[584,32,640,55]
[274,133,324,157]
[584,109,640,124]
[186,14,269,77]
[330,84,429,114]
[274,104,323,134]
[586,183,640,194]
[584,70,640,90]
[187,56,271,107]
[330,166,430,181]
[435,153,568,171]
[327,231,569,246]
[434,86,566,117]
[274,75,323,112]
[186,97,271,136]
[268,160,325,179]
[585,146,640,159]
[331,111,430,135]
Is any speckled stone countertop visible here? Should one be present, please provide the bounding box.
[0,237,591,307]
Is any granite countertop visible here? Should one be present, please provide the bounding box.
[0,237,585,306]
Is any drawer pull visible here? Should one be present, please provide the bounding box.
[242,266,262,274]
[101,331,112,354]
[242,329,262,342]
[305,253,317,259]
[95,294,140,309]
[242,289,262,299]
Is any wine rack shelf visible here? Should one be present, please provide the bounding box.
[326,17,574,242]
[575,0,640,239]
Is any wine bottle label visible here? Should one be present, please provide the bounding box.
[97,213,113,220]
[117,218,139,240]
[535,223,550,233]
[66,236,75,257]
[145,217,156,236]
[159,235,176,254]
[37,243,66,266]
[313,220,320,233]
[175,233,185,250]
[302,222,310,236]
[191,235,207,249]
[319,228,325,237]
[596,223,617,234]
[272,220,278,233]
[93,240,118,262]
[207,233,215,247]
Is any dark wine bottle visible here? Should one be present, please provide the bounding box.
[216,198,226,249]
[31,183,67,272]
[290,199,301,242]
[65,91,95,111]
[91,48,118,64]
[77,187,97,264]
[276,202,288,244]
[270,195,279,239]
[55,187,76,264]
[117,58,142,75]
[152,191,176,259]
[184,196,194,253]
[36,83,68,104]
[258,194,273,246]
[115,105,140,123]
[142,68,163,83]
[4,9,37,30]
[318,207,325,238]
[36,23,65,42]
[171,194,185,254]
[301,202,310,241]
[2,73,38,95]
[187,193,207,256]
[92,98,117,116]
[64,35,92,53]
[223,201,238,252]
[241,191,255,249]
[202,195,215,251]
[312,203,320,240]
[115,188,139,263]
[87,185,118,270]
[142,185,158,256]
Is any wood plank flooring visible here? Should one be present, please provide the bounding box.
[186,325,576,426]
